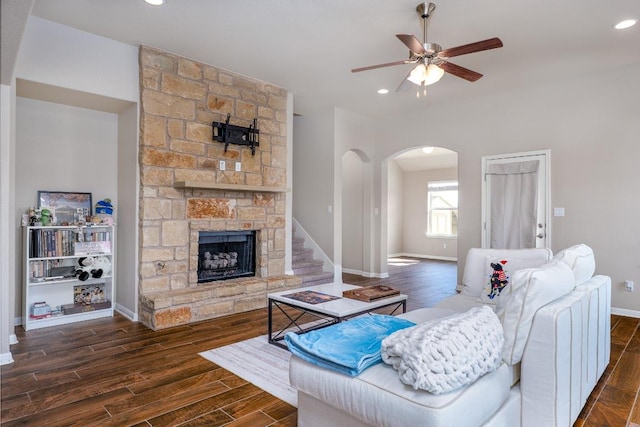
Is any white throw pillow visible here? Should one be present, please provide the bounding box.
[461,248,553,298]
[497,260,575,365]
[553,244,595,285]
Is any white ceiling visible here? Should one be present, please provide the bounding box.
[29,0,640,119]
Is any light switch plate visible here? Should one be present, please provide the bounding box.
[235,162,241,172]
[219,160,226,171]
[553,207,565,217]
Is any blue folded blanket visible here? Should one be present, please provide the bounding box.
[284,314,415,376]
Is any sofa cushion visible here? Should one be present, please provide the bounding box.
[461,248,553,297]
[497,260,575,364]
[381,306,504,394]
[553,244,596,285]
[290,354,511,427]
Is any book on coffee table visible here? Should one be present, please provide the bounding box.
[282,290,342,304]
[342,285,400,302]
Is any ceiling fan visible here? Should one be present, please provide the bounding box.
[352,2,503,95]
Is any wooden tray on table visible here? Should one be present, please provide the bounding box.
[342,285,400,302]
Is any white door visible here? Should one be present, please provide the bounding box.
[482,150,550,249]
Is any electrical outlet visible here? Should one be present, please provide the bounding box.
[235,162,241,172]
[219,160,226,171]
[625,280,634,292]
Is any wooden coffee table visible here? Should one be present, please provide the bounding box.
[268,282,407,348]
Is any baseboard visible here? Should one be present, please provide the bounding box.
[14,316,22,326]
[612,307,640,319]
[0,351,14,365]
[342,268,388,279]
[115,304,138,322]
[10,334,18,345]
[392,252,457,262]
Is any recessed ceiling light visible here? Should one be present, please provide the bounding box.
[377,89,389,94]
[145,0,165,5]
[614,19,637,30]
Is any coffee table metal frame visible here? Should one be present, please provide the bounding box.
[268,283,407,348]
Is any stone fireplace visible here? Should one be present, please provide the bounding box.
[137,46,301,330]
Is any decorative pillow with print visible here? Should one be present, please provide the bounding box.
[479,255,551,305]
[481,258,513,304]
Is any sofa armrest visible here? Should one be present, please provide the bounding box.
[520,290,588,427]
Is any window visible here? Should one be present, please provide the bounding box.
[427,181,458,237]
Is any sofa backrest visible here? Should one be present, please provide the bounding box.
[461,248,553,298]
[553,244,596,285]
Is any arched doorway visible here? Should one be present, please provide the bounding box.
[385,146,459,291]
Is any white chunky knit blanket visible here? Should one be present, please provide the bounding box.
[381,306,504,394]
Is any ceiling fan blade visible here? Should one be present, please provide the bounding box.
[396,34,426,55]
[351,60,409,73]
[438,37,503,58]
[438,62,483,82]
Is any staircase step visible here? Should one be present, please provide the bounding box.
[297,271,335,287]
[292,241,306,251]
[292,259,324,269]
[293,265,325,276]
[292,248,314,262]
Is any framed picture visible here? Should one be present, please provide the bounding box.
[38,191,92,225]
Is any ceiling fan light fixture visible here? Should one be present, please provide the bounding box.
[144,0,165,5]
[407,63,444,86]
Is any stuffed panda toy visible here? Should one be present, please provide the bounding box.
[76,256,112,281]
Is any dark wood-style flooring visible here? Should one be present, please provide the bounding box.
[1,258,639,426]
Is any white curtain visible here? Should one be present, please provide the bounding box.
[486,160,539,249]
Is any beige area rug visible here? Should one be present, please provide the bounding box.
[199,335,297,407]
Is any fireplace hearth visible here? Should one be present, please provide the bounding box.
[198,230,256,283]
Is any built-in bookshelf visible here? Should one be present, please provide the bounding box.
[22,225,116,330]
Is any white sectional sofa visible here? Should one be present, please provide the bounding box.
[289,245,611,427]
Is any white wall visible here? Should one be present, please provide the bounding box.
[334,109,376,275]
[386,159,403,255]
[15,97,118,318]
[8,16,140,330]
[401,167,458,260]
[342,150,364,273]
[292,109,336,259]
[15,16,138,103]
[1,84,17,364]
[116,104,139,319]
[293,108,377,277]
[373,62,640,314]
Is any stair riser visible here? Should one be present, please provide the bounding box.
[294,266,326,275]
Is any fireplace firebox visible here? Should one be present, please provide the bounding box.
[198,230,256,283]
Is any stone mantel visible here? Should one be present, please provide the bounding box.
[174,181,289,193]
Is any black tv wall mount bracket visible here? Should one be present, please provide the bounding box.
[212,114,260,155]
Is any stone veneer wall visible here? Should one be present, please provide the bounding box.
[137,46,300,330]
